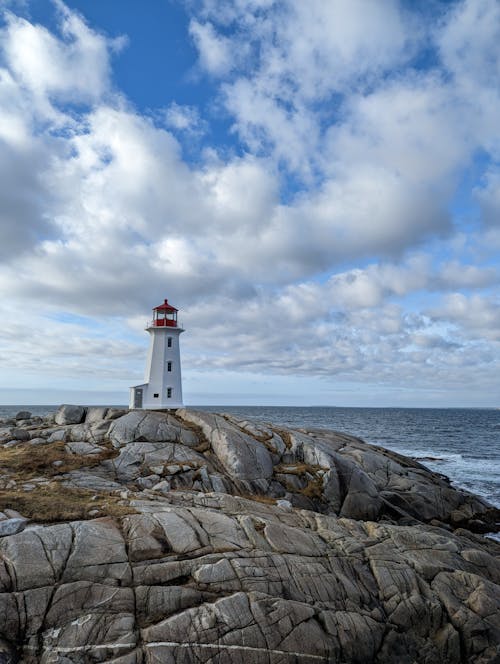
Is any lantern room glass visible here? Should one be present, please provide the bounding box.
[153,308,177,327]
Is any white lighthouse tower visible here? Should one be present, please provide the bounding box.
[129,298,184,410]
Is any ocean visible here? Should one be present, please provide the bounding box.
[1,405,499,510]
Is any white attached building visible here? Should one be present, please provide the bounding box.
[129,298,184,410]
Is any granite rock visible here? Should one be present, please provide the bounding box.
[177,410,274,481]
[109,411,197,448]
[0,518,27,538]
[0,494,498,663]
[0,407,498,663]
[9,428,30,442]
[15,411,32,421]
[54,404,87,426]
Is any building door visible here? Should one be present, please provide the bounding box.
[134,388,143,408]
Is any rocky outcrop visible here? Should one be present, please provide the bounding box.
[0,407,498,663]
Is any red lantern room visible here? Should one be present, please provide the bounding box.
[152,299,178,327]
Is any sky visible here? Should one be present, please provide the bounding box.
[0,0,499,407]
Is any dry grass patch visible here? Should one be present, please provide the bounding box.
[273,463,328,501]
[241,493,276,505]
[272,429,293,449]
[193,439,211,453]
[300,477,324,500]
[0,441,118,480]
[175,417,210,453]
[0,484,136,523]
[274,463,327,476]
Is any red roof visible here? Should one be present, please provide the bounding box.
[153,298,178,312]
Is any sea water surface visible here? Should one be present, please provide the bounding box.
[1,405,499,509]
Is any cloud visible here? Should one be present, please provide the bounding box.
[0,128,57,259]
[438,0,500,90]
[429,293,500,342]
[0,1,499,404]
[214,1,415,177]
[163,102,205,134]
[0,300,144,388]
[0,1,125,259]
[437,261,498,289]
[198,0,414,90]
[189,0,500,272]
[436,0,500,155]
[2,3,122,107]
[476,169,500,228]
[189,20,233,75]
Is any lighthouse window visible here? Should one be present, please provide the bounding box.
[153,393,159,398]
[167,337,172,348]
[167,361,172,372]
[167,388,172,398]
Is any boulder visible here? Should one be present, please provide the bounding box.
[28,438,49,446]
[8,428,30,442]
[15,411,31,420]
[84,406,108,423]
[54,405,87,426]
[108,411,197,448]
[66,420,111,444]
[47,429,68,443]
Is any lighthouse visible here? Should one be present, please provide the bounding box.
[129,298,184,410]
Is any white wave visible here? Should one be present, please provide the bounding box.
[380,444,500,508]
[381,446,464,464]
[485,532,500,543]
